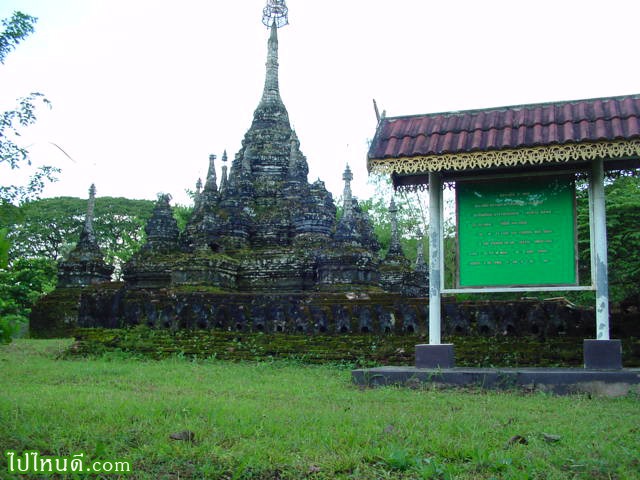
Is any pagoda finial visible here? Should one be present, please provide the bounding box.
[205,154,217,192]
[194,178,203,209]
[342,164,354,221]
[262,0,288,28]
[259,15,283,107]
[75,183,101,250]
[388,196,401,253]
[220,150,228,192]
[85,184,96,237]
[252,0,291,131]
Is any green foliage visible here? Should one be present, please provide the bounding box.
[0,11,36,63]
[601,175,640,303]
[8,197,85,259]
[172,203,193,232]
[0,257,57,342]
[359,173,426,260]
[0,314,22,344]
[576,174,640,304]
[0,12,59,205]
[89,197,156,271]
[0,227,8,268]
[0,257,57,315]
[7,196,155,274]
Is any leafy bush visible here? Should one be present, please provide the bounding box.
[0,314,23,344]
[0,257,57,342]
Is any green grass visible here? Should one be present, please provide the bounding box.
[1,340,639,479]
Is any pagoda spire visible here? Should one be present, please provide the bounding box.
[388,196,402,256]
[259,22,283,108]
[76,183,101,250]
[342,164,354,221]
[220,150,228,192]
[194,177,203,210]
[84,184,97,241]
[57,183,114,287]
[257,1,288,110]
[245,0,291,177]
[205,154,217,192]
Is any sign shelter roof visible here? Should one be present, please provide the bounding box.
[367,94,640,188]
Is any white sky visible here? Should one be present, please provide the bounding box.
[1,0,639,205]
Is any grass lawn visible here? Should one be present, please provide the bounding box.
[1,340,639,479]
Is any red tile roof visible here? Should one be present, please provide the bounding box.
[368,94,640,160]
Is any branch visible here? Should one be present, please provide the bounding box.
[0,12,37,64]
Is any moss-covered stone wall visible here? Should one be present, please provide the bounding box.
[33,284,640,340]
[76,288,427,335]
[29,288,83,338]
[67,327,640,368]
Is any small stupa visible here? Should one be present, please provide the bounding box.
[57,184,114,287]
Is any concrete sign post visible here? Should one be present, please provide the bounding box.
[415,171,455,369]
[584,158,622,369]
[591,158,610,340]
[428,172,442,345]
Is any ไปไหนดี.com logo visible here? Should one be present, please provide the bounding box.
[4,450,131,475]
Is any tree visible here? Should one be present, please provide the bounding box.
[173,203,194,232]
[358,173,427,261]
[0,257,57,343]
[0,12,58,205]
[577,173,640,304]
[0,11,56,342]
[0,11,36,62]
[8,196,156,276]
[358,173,462,286]
[0,228,8,268]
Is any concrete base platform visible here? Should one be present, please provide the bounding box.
[415,343,455,368]
[584,339,622,369]
[352,366,640,397]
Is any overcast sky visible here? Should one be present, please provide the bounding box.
[1,0,638,205]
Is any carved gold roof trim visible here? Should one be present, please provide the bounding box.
[368,139,640,175]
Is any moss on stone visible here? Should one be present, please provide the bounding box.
[171,285,231,294]
[30,288,84,338]
[65,327,640,368]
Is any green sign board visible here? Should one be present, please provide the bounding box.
[457,176,577,287]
